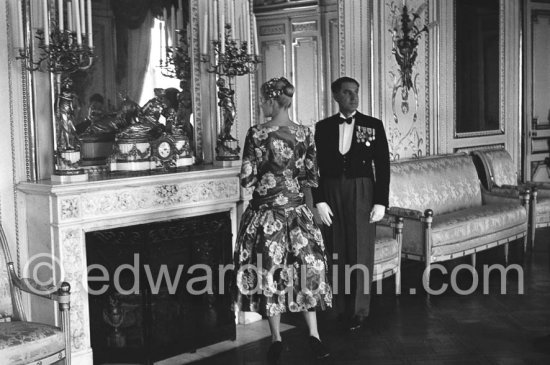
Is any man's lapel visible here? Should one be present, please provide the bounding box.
[327,114,341,148]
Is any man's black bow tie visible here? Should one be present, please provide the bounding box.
[339,117,353,125]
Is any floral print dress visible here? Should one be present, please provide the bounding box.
[234,124,332,317]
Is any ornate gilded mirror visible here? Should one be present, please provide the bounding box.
[19,0,203,180]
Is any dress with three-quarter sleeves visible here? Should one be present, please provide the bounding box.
[233,124,332,317]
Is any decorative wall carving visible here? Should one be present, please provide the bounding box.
[292,21,318,32]
[382,0,430,160]
[260,24,286,36]
[60,198,80,220]
[60,228,88,352]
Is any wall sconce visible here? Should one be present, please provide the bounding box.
[389,1,427,124]
[16,0,95,182]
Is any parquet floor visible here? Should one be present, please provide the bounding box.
[187,229,550,365]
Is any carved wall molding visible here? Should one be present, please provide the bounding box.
[292,20,318,32]
[259,23,286,36]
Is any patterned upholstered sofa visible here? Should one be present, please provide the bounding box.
[0,225,71,365]
[471,148,550,248]
[384,154,529,286]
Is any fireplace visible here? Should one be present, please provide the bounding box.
[17,167,241,365]
[86,212,235,364]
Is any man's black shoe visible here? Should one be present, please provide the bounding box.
[349,316,364,331]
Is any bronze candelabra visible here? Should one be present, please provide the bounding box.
[161,29,191,80]
[18,24,94,74]
[201,24,260,161]
[18,20,95,181]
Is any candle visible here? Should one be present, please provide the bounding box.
[67,1,72,31]
[219,0,225,31]
[80,0,86,34]
[244,0,250,45]
[213,0,218,41]
[201,11,208,55]
[163,7,170,48]
[252,15,259,56]
[43,0,50,46]
[220,11,225,54]
[57,0,63,31]
[74,0,82,45]
[171,5,177,44]
[159,21,164,64]
[87,0,93,47]
[18,0,25,48]
[180,0,185,29]
[231,0,235,33]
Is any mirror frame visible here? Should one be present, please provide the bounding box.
[453,0,505,138]
[19,0,204,180]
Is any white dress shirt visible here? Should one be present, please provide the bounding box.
[339,111,356,154]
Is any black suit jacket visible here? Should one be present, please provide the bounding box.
[312,112,390,207]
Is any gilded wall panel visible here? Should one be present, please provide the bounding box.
[380,0,430,160]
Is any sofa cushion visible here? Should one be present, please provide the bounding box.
[0,321,65,365]
[389,154,482,216]
[431,202,527,249]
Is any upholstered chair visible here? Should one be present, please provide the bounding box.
[0,225,71,365]
[472,148,550,248]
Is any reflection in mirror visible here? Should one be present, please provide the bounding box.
[455,0,500,134]
[71,0,197,170]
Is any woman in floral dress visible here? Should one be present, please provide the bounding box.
[234,77,332,362]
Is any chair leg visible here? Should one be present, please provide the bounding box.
[395,268,401,295]
[423,261,431,292]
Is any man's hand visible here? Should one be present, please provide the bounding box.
[316,202,334,226]
[369,204,385,223]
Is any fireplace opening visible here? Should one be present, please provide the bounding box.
[86,212,236,364]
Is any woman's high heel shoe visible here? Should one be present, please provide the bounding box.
[267,341,283,364]
[309,336,330,359]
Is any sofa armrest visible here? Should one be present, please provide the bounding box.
[387,207,424,220]
[8,262,71,304]
[482,187,530,206]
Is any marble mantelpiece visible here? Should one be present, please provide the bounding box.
[17,166,241,365]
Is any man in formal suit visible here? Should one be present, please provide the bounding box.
[312,76,390,330]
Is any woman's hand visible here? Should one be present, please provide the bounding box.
[316,202,333,226]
